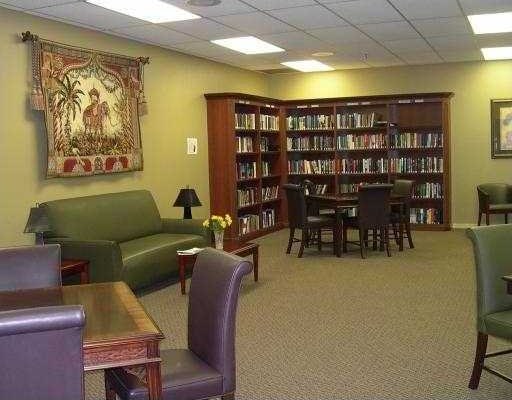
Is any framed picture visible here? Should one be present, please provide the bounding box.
[491,99,512,158]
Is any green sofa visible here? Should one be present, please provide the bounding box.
[41,190,209,291]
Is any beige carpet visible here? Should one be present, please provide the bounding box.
[85,229,512,399]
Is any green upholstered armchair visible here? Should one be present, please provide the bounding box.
[477,183,512,225]
[466,225,512,389]
[40,190,209,291]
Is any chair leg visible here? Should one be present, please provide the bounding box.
[506,213,509,224]
[359,227,365,259]
[364,229,369,247]
[298,230,306,258]
[372,229,378,250]
[222,393,235,400]
[478,212,482,226]
[317,229,322,251]
[385,226,391,257]
[486,212,490,225]
[405,222,414,249]
[286,228,295,254]
[469,332,488,390]
[342,224,348,253]
[104,371,117,400]
[392,223,400,245]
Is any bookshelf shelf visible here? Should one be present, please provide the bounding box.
[337,126,387,132]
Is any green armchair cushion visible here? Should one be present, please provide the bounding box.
[484,310,512,339]
[489,203,512,211]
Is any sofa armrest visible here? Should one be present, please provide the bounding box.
[161,218,210,241]
[477,188,490,211]
[44,238,123,283]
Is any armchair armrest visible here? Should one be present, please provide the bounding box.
[161,218,210,241]
[477,188,490,211]
[44,237,123,283]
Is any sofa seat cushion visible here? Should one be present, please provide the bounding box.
[489,204,512,211]
[120,233,204,290]
[484,310,512,339]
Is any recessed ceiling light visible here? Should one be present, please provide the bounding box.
[85,0,200,23]
[281,60,334,72]
[468,12,512,34]
[187,0,221,6]
[312,51,334,57]
[481,47,512,60]
[211,37,284,55]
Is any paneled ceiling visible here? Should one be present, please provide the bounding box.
[2,0,512,73]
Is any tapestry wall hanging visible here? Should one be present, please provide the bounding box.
[23,31,148,177]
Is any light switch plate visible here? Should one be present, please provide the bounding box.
[187,138,198,155]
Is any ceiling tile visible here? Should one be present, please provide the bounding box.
[365,54,405,67]
[400,51,443,64]
[307,25,374,45]
[268,5,348,30]
[411,17,472,37]
[162,0,256,17]
[389,0,462,19]
[111,25,197,46]
[383,38,432,53]
[211,53,274,66]
[242,0,316,10]
[171,40,244,58]
[438,50,484,62]
[246,63,288,71]
[162,19,241,40]
[260,31,332,51]
[474,31,512,47]
[337,42,398,59]
[34,2,146,30]
[212,11,296,34]
[358,21,420,41]
[325,0,403,25]
[458,0,512,15]
[0,0,75,9]
[427,34,478,51]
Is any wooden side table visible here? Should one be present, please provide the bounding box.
[177,241,259,295]
[61,259,89,284]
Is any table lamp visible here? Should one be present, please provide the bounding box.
[23,205,51,245]
[173,186,201,219]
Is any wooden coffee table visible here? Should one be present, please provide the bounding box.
[177,240,259,295]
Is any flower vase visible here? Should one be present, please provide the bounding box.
[214,230,224,250]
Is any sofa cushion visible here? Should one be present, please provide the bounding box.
[120,233,205,290]
[489,203,512,211]
[41,190,163,243]
[484,310,512,339]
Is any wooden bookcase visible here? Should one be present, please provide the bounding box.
[205,92,452,239]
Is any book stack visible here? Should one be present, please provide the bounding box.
[262,208,276,229]
[389,157,443,173]
[238,214,260,235]
[337,112,378,129]
[236,136,253,153]
[337,133,387,149]
[237,187,258,207]
[262,185,279,201]
[390,132,443,148]
[413,182,443,199]
[287,136,334,151]
[288,159,335,175]
[260,114,279,131]
[410,208,442,224]
[260,137,269,152]
[235,113,256,129]
[312,184,328,195]
[339,158,388,174]
[236,162,257,179]
[286,114,333,130]
[261,161,271,177]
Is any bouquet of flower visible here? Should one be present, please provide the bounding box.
[203,214,233,232]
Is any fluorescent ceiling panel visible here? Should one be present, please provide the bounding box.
[281,60,333,72]
[85,0,200,23]
[481,46,512,60]
[468,12,512,34]
[211,36,284,54]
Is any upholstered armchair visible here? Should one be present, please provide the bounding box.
[477,183,512,225]
[0,305,85,400]
[0,244,61,291]
[104,248,253,400]
[466,225,512,389]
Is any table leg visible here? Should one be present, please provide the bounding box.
[253,249,259,282]
[179,257,186,295]
[146,342,162,400]
[399,204,404,252]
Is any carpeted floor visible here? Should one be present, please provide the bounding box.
[85,229,512,399]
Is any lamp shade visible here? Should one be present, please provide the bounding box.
[23,207,51,234]
[173,188,202,208]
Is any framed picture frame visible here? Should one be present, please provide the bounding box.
[491,99,512,158]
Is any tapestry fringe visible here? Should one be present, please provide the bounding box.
[29,35,44,111]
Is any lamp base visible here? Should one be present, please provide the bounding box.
[183,207,192,219]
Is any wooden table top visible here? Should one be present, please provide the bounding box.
[0,282,163,346]
[307,193,406,207]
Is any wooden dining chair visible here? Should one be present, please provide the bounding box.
[390,179,414,249]
[343,184,392,258]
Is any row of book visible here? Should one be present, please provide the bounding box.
[390,132,443,149]
[260,115,279,131]
[305,184,328,195]
[287,136,334,151]
[389,157,443,173]
[337,112,379,129]
[262,185,279,201]
[236,136,253,153]
[288,159,335,175]
[261,161,272,177]
[410,208,442,224]
[260,137,270,152]
[237,187,258,207]
[338,182,385,193]
[286,115,334,130]
[236,162,257,180]
[413,182,443,199]
[262,208,277,229]
[337,134,387,150]
[339,158,388,174]
[238,214,260,235]
[235,113,256,130]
